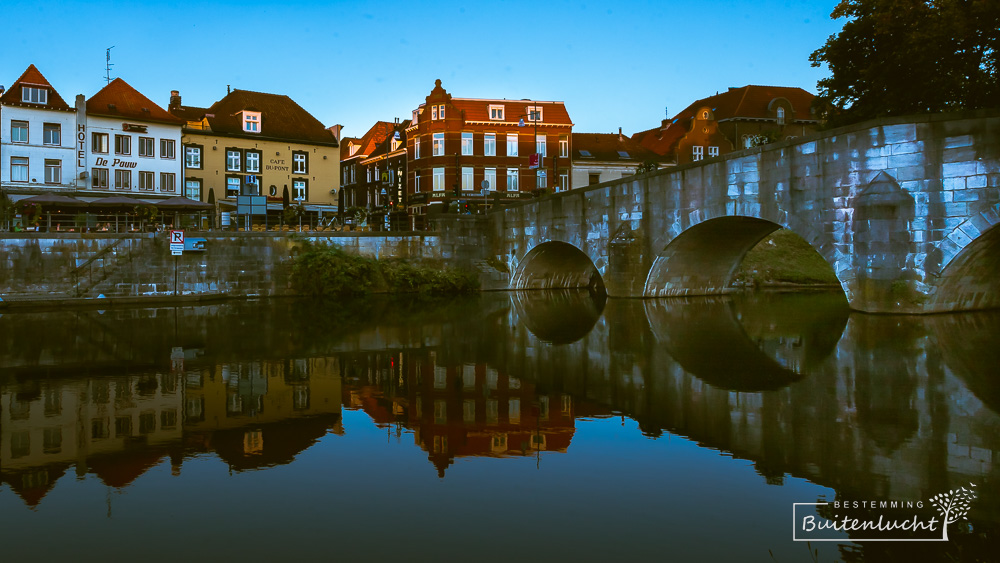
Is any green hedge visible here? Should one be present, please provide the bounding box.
[291,243,479,296]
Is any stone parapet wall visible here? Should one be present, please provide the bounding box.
[0,231,441,301]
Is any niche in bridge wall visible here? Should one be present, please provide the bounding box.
[852,171,916,308]
[606,223,647,296]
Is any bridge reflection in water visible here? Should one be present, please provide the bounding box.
[1,293,998,559]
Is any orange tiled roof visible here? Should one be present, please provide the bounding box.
[0,64,73,111]
[189,89,337,146]
[341,121,395,162]
[633,85,817,156]
[420,79,573,125]
[87,78,184,125]
[572,132,661,162]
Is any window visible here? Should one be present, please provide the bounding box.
[11,120,28,143]
[160,139,175,159]
[160,172,176,192]
[432,133,444,156]
[138,137,154,157]
[560,173,569,191]
[536,135,546,157]
[692,146,704,161]
[185,146,201,168]
[537,170,547,188]
[115,134,131,155]
[115,169,131,189]
[559,135,569,158]
[243,111,261,132]
[43,123,61,146]
[484,133,496,156]
[461,132,473,155]
[776,107,785,125]
[92,168,109,188]
[44,159,61,184]
[293,179,307,201]
[414,138,421,159]
[527,106,543,122]
[462,167,473,191]
[489,105,504,120]
[226,149,241,171]
[431,105,438,120]
[292,151,307,174]
[246,151,260,173]
[507,168,518,191]
[701,110,710,119]
[226,176,241,197]
[506,134,518,157]
[92,132,109,153]
[415,173,421,193]
[433,167,445,191]
[11,157,28,182]
[484,168,496,192]
[708,146,719,158]
[589,172,601,186]
[438,104,445,119]
[185,179,201,200]
[139,171,154,190]
[21,86,47,104]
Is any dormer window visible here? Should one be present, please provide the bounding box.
[21,86,47,104]
[701,110,709,119]
[391,138,400,151]
[527,106,543,122]
[349,143,358,156]
[489,105,505,121]
[776,107,786,125]
[242,111,261,133]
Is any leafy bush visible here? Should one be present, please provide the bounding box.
[291,243,479,296]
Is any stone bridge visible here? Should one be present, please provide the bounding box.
[443,111,1000,313]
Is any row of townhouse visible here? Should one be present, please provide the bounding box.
[342,80,820,230]
[1,64,820,231]
[0,65,339,229]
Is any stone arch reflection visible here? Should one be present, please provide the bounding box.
[511,289,607,344]
[510,241,605,291]
[644,292,848,391]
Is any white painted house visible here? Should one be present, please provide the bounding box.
[0,65,80,200]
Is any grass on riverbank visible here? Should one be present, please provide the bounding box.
[291,243,479,296]
[733,229,840,287]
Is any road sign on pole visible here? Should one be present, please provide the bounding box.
[170,230,185,255]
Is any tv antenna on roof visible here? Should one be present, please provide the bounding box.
[105,46,115,84]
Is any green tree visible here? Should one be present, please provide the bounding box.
[810,0,999,127]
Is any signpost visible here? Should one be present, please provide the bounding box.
[170,230,184,296]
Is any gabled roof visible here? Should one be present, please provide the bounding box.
[571,132,660,163]
[0,64,73,111]
[341,121,395,163]
[419,79,573,125]
[178,89,337,146]
[363,120,410,161]
[633,85,817,156]
[87,78,184,125]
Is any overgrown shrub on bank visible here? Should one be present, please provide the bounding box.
[291,243,479,296]
[733,229,840,287]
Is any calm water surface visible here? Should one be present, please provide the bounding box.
[1,292,998,562]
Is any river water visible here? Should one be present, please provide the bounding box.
[1,292,997,561]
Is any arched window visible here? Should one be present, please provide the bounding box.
[776,107,785,125]
[701,110,709,119]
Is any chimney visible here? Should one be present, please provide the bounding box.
[169,90,181,109]
[227,85,231,95]
[328,124,343,142]
[619,127,623,141]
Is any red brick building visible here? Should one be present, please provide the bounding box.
[632,85,820,166]
[406,79,573,226]
[340,120,409,229]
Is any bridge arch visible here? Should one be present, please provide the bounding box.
[644,216,839,297]
[928,223,1000,312]
[509,241,605,292]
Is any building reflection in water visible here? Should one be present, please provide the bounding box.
[340,350,611,477]
[1,291,999,557]
[1,355,342,506]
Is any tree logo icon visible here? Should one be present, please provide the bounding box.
[929,483,977,541]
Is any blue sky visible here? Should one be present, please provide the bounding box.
[2,0,842,138]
